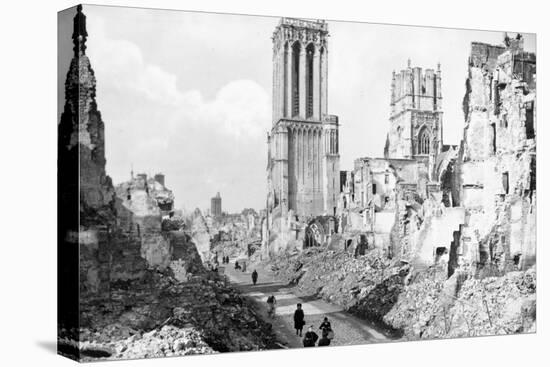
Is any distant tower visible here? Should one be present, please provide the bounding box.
[154,173,165,186]
[268,18,340,217]
[211,192,222,217]
[387,61,443,163]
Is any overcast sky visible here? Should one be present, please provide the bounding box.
[58,5,535,213]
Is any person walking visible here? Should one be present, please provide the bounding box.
[266,294,277,318]
[293,303,305,337]
[251,269,258,285]
[302,326,318,347]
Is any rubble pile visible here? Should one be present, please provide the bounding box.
[383,266,536,339]
[75,325,213,361]
[262,248,398,309]
[73,270,278,361]
[382,264,448,338]
[420,268,536,338]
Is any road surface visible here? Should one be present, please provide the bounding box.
[223,262,392,349]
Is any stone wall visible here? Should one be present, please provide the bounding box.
[458,35,536,274]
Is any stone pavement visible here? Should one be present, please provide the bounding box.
[222,261,391,349]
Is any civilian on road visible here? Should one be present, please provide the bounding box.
[266,294,277,318]
[293,303,305,337]
[251,269,258,285]
[303,326,318,347]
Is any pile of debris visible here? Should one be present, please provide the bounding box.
[69,269,279,361]
[74,325,213,361]
[384,266,536,339]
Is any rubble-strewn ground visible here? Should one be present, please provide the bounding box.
[388,268,537,340]
[59,269,280,361]
[255,248,536,340]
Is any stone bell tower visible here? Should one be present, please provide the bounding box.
[267,18,340,218]
[387,59,443,161]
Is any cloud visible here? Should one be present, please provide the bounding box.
[87,18,270,140]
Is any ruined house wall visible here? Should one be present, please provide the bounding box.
[458,37,536,273]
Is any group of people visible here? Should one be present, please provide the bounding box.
[293,304,334,347]
[221,255,230,264]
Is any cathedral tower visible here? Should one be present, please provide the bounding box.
[387,60,443,165]
[268,18,340,217]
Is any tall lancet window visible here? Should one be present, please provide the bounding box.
[418,127,430,155]
[283,42,289,116]
[292,42,301,117]
[306,43,315,118]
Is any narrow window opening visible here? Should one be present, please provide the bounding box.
[491,124,497,154]
[502,172,509,194]
[306,44,314,118]
[501,113,508,128]
[525,101,535,139]
[418,128,430,154]
[291,42,300,117]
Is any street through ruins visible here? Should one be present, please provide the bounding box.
[223,259,390,348]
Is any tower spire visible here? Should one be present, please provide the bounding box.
[72,4,88,56]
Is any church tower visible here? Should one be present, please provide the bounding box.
[387,60,443,168]
[267,18,340,217]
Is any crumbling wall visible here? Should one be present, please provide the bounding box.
[458,36,536,273]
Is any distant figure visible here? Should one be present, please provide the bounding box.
[303,326,318,347]
[319,317,332,338]
[242,262,247,272]
[234,261,241,270]
[251,270,258,285]
[266,294,277,318]
[293,303,305,336]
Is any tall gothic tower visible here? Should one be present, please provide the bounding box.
[386,60,443,167]
[267,18,340,217]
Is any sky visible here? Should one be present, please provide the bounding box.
[58,5,535,213]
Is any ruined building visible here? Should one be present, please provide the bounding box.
[58,5,117,334]
[267,18,340,218]
[456,34,536,275]
[211,192,222,217]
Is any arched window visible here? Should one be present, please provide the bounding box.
[306,43,315,118]
[291,42,301,117]
[418,128,430,155]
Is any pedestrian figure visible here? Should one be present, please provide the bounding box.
[266,294,277,318]
[234,261,241,270]
[303,326,318,347]
[242,262,247,272]
[251,269,258,285]
[293,303,305,336]
[319,317,332,338]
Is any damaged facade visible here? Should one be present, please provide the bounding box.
[457,34,536,275]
